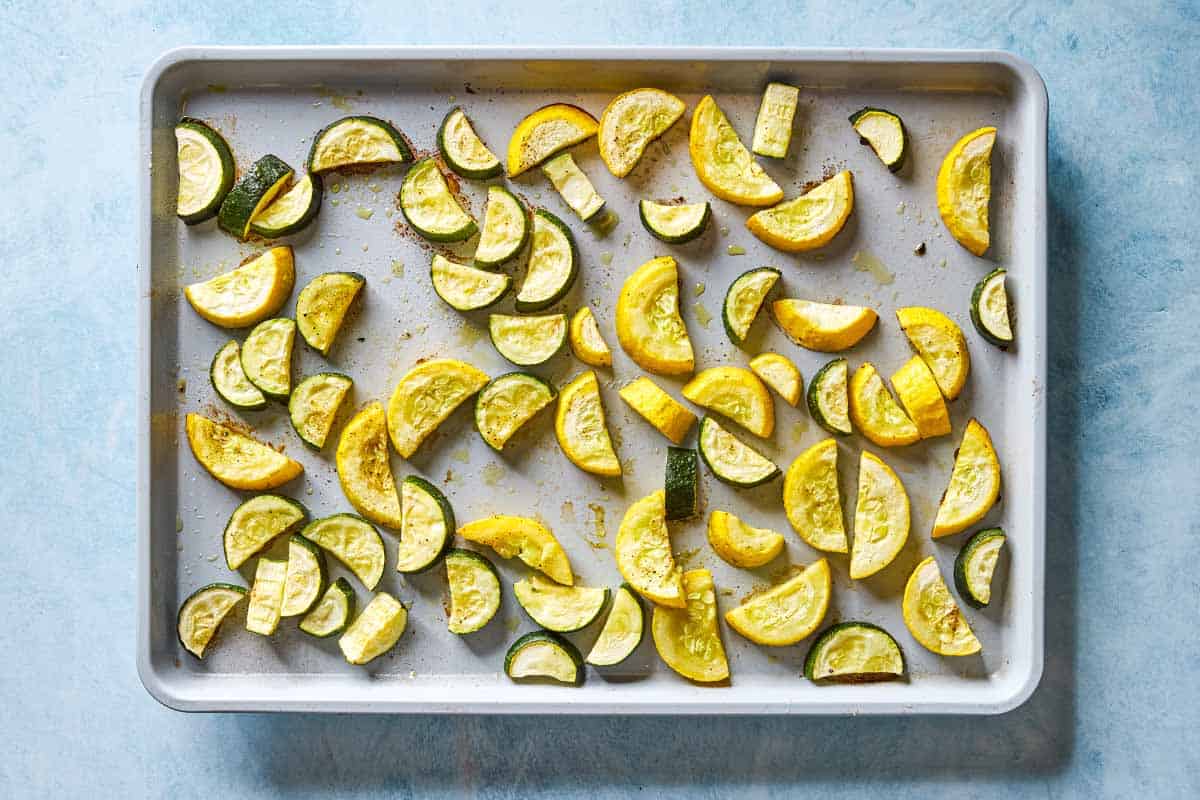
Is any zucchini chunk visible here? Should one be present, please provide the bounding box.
[555,370,621,477]
[542,153,605,221]
[289,372,353,449]
[223,493,308,570]
[697,416,779,488]
[848,362,920,448]
[707,509,784,568]
[210,340,267,410]
[955,527,1007,607]
[475,372,556,451]
[937,126,996,256]
[890,356,951,439]
[651,569,729,683]
[751,82,800,159]
[339,592,408,665]
[746,170,855,253]
[585,584,645,667]
[300,577,356,638]
[336,402,403,529]
[516,210,578,312]
[849,451,910,580]
[903,556,981,656]
[185,413,303,491]
[400,157,477,242]
[970,268,1014,348]
[507,103,599,177]
[296,271,365,356]
[615,256,694,376]
[749,352,802,407]
[396,476,455,574]
[458,515,574,585]
[615,490,684,608]
[240,317,295,401]
[177,583,246,658]
[444,548,502,634]
[772,298,878,352]
[807,358,852,435]
[437,107,502,179]
[488,313,567,366]
[932,419,1001,538]
[280,534,327,618]
[896,306,971,400]
[175,117,235,224]
[504,631,584,685]
[386,358,489,458]
[218,154,294,239]
[301,514,387,591]
[664,447,699,521]
[725,559,831,646]
[431,254,511,312]
[782,438,848,554]
[597,88,686,177]
[618,376,696,445]
[514,574,609,633]
[474,186,530,268]
[184,246,295,329]
[689,95,782,207]
[249,173,323,238]
[245,557,288,636]
[568,306,612,367]
[638,199,711,244]
[722,267,781,345]
[682,366,774,438]
[307,116,412,173]
[849,107,908,172]
[804,622,905,682]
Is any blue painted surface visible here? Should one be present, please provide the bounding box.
[1,0,1198,797]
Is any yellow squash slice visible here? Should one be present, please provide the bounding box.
[896,306,971,401]
[339,592,408,665]
[782,438,848,553]
[903,556,981,656]
[615,256,694,376]
[936,126,996,256]
[772,298,877,353]
[184,413,302,490]
[848,363,920,448]
[507,103,599,177]
[749,352,802,406]
[746,170,854,252]
[335,402,403,529]
[183,246,295,329]
[555,370,621,477]
[932,418,1001,538]
[597,88,686,177]
[458,515,573,585]
[652,569,729,683]
[616,490,685,608]
[689,95,783,207]
[850,451,910,579]
[706,510,784,568]
[617,376,696,445]
[890,356,951,439]
[681,366,774,438]
[724,559,831,646]
[568,306,612,367]
[386,359,489,459]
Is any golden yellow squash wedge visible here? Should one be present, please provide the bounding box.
[746,170,854,252]
[724,559,831,646]
[458,516,573,585]
[568,306,612,367]
[598,88,686,177]
[689,95,783,207]
[782,438,848,553]
[772,299,877,352]
[615,256,694,376]
[183,246,295,329]
[903,556,981,656]
[507,103,599,177]
[184,413,302,491]
[890,356,951,439]
[652,568,729,683]
[749,352,802,407]
[681,366,774,438]
[896,306,971,401]
[555,370,621,477]
[936,126,996,256]
[618,376,696,445]
[616,490,685,608]
[707,510,784,568]
[386,359,489,459]
[335,402,403,529]
[850,451,910,579]
[848,362,920,448]
[932,418,1001,538]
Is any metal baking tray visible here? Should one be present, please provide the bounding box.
[138,46,1047,714]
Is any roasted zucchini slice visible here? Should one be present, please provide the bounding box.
[697,416,779,488]
[295,271,365,356]
[289,372,352,449]
[177,583,246,658]
[772,298,877,352]
[504,630,584,685]
[749,352,802,407]
[488,313,567,366]
[638,199,711,244]
[437,107,502,179]
[514,574,609,633]
[209,340,267,410]
[175,117,235,224]
[932,419,1002,538]
[240,317,295,401]
[249,173,323,238]
[597,88,686,177]
[222,493,308,570]
[445,548,502,634]
[807,358,852,435]
[307,115,412,173]
[971,268,1014,348]
[474,186,530,268]
[299,577,356,638]
[804,622,905,682]
[555,370,621,477]
[301,513,387,591]
[848,362,920,448]
[245,557,288,636]
[185,413,303,491]
[516,209,578,312]
[339,592,408,665]
[664,446,699,521]
[280,534,327,618]
[395,476,455,574]
[431,254,511,312]
[218,154,294,239]
[751,82,800,159]
[585,584,645,667]
[184,246,295,329]
[849,107,908,172]
[954,527,1007,607]
[474,372,556,451]
[896,306,971,400]
[399,157,477,242]
[722,267,780,345]
[336,402,402,529]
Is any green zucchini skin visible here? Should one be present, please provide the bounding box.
[970,268,1014,349]
[399,158,478,243]
[664,447,699,520]
[176,583,247,657]
[218,154,294,238]
[721,266,781,345]
[474,372,557,451]
[397,475,456,574]
[209,340,267,410]
[473,186,530,268]
[803,621,905,682]
[697,417,780,488]
[848,107,908,173]
[437,107,503,179]
[175,117,236,224]
[638,200,711,244]
[250,173,324,238]
[503,630,585,685]
[444,548,502,634]
[306,116,413,173]
[953,527,1007,608]
[806,358,852,436]
[299,577,356,638]
[514,209,579,312]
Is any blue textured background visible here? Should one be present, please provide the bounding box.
[2,1,1198,797]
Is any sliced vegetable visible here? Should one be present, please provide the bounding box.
[896,306,971,400]
[772,298,877,352]
[726,558,831,646]
[307,116,412,173]
[245,557,288,636]
[597,88,686,177]
[473,186,529,268]
[395,476,454,573]
[782,438,848,553]
[937,126,996,256]
[507,103,599,177]
[240,317,295,400]
[289,372,352,449]
[336,402,402,529]
[585,584,645,666]
[890,356,951,439]
[689,95,783,207]
[177,583,246,658]
[568,306,612,367]
[399,157,477,242]
[301,513,387,591]
[445,548,502,634]
[514,574,609,633]
[971,268,1014,348]
[749,352,802,406]
[210,340,267,410]
[615,256,694,376]
[707,509,784,568]
[638,199,711,244]
[185,413,303,491]
[175,117,235,224]
[515,209,578,312]
[849,107,908,172]
[932,419,1001,538]
[615,490,685,608]
[555,370,621,477]
[903,556,981,656]
[437,107,502,179]
[504,630,584,685]
[184,246,294,329]
[848,362,920,447]
[682,366,774,438]
[458,516,574,585]
[280,534,327,618]
[955,528,1006,608]
[249,173,323,238]
[747,170,854,252]
[849,451,910,580]
[722,267,781,345]
[807,358,852,435]
[475,372,556,451]
[751,82,800,159]
[664,447,699,521]
[223,493,308,570]
[218,154,294,239]
[652,569,729,683]
[697,416,779,488]
[295,271,365,355]
[386,359,489,458]
[488,313,567,366]
[804,622,905,682]
[431,254,510,311]
[542,153,605,221]
[618,376,696,445]
[299,577,356,638]
[339,592,408,665]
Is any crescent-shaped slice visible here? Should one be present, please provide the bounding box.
[386,359,489,458]
[896,306,971,401]
[936,126,996,256]
[184,413,302,491]
[849,451,910,579]
[183,246,295,329]
[507,103,599,177]
[746,171,854,252]
[689,95,783,207]
[616,490,685,608]
[615,255,694,376]
[931,418,1001,538]
[681,366,774,438]
[335,402,403,529]
[782,438,848,554]
[903,556,981,656]
[724,558,831,646]
[597,88,686,177]
[651,569,729,682]
[458,515,573,585]
[772,298,877,352]
[848,362,920,448]
[555,370,621,477]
